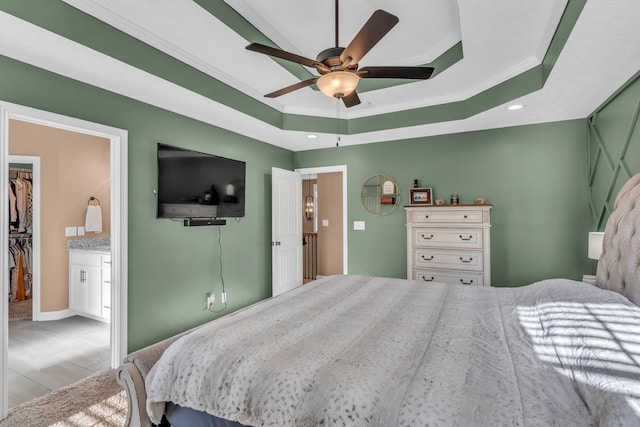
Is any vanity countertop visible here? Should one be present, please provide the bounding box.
[67,237,110,255]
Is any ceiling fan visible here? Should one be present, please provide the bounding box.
[246,0,434,108]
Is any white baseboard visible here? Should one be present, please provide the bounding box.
[77,312,111,324]
[36,309,75,322]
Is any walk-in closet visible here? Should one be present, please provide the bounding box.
[8,165,33,321]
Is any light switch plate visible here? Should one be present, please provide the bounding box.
[353,221,366,230]
[322,219,329,227]
[65,226,77,237]
[77,226,85,236]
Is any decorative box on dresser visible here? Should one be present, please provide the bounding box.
[405,204,492,286]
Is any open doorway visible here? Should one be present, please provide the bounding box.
[7,156,39,324]
[8,155,40,326]
[301,174,318,283]
[7,123,112,407]
[0,101,128,419]
[296,166,348,282]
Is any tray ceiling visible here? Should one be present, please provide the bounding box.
[0,0,639,151]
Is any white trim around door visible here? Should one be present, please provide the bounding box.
[295,165,348,274]
[0,101,128,420]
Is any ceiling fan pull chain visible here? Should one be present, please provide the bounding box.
[336,98,341,147]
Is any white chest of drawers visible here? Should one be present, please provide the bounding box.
[405,205,492,286]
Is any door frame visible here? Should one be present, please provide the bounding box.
[0,100,128,419]
[295,165,348,274]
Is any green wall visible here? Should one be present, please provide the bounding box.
[588,70,640,231]
[294,120,591,287]
[0,55,293,351]
[3,47,634,351]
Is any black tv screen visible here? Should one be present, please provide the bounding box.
[156,143,246,219]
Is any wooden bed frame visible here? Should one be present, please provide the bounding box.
[116,174,640,427]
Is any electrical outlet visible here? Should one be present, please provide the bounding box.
[207,294,215,309]
[221,292,227,304]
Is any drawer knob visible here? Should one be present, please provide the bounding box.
[424,215,429,219]
[464,215,467,218]
[459,235,473,241]
[422,276,435,282]
[459,257,473,263]
[421,234,434,240]
[421,255,434,261]
[460,279,474,285]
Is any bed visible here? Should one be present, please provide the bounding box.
[116,174,640,427]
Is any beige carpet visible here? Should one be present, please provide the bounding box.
[1,369,127,427]
[8,299,32,321]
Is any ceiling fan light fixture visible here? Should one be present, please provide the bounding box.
[317,71,360,99]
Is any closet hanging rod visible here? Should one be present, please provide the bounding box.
[9,167,33,172]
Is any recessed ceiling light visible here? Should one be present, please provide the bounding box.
[507,104,524,111]
[307,134,318,139]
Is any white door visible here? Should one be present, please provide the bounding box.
[272,167,302,297]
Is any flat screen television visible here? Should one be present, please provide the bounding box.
[156,143,245,219]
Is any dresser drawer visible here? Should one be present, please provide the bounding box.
[409,209,483,224]
[413,269,485,286]
[414,249,483,271]
[413,228,483,249]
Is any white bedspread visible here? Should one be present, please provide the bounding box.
[146,275,640,426]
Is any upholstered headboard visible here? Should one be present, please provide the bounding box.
[596,173,640,306]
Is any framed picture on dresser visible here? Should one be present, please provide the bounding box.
[410,187,433,205]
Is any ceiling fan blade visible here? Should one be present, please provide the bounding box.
[359,66,434,80]
[340,10,399,66]
[246,43,320,69]
[265,77,319,98]
[342,91,361,108]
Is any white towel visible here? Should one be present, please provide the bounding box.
[85,205,103,233]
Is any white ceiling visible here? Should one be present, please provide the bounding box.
[0,0,639,151]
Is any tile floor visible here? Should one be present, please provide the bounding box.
[8,316,110,408]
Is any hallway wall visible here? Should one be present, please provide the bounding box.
[317,172,343,276]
